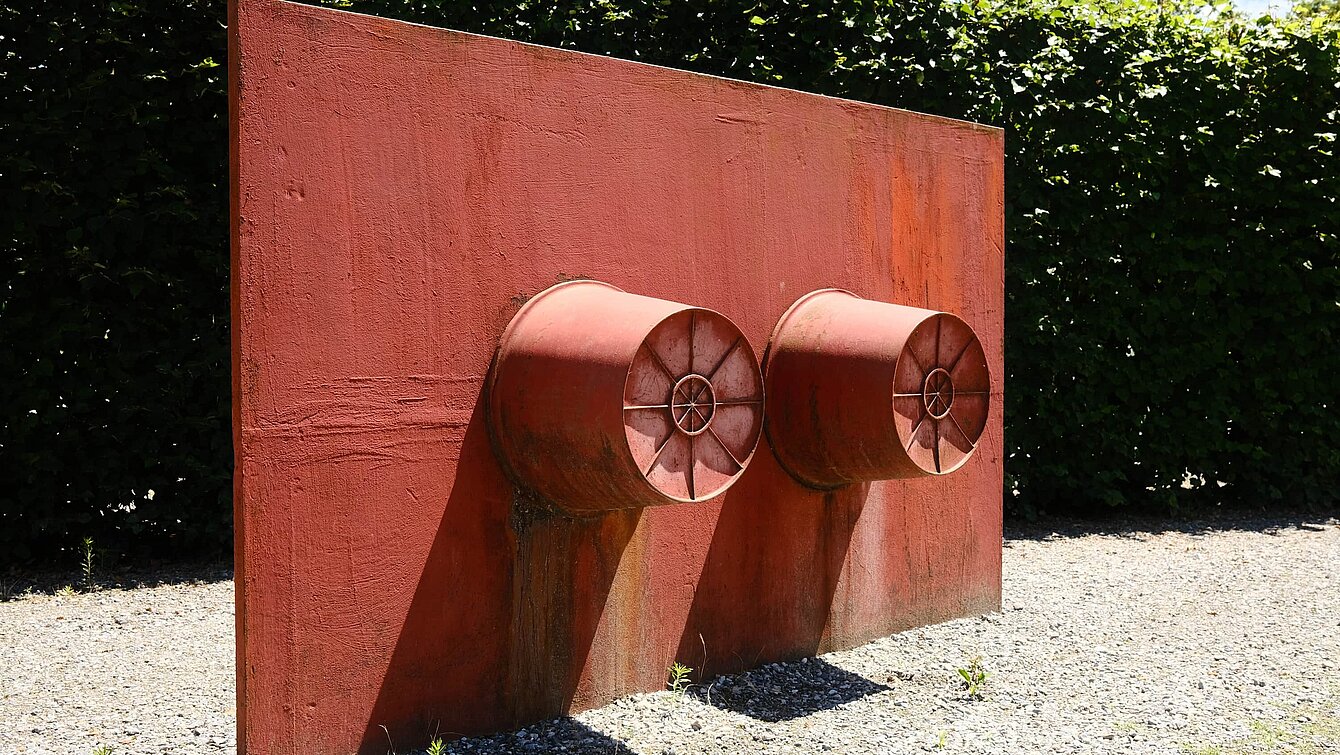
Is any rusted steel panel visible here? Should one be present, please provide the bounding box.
[764,289,990,488]
[488,280,763,513]
[230,1,1005,752]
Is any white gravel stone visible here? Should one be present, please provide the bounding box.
[1,516,1336,754]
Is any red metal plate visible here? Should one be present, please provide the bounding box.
[231,2,1004,751]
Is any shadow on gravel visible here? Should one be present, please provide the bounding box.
[0,562,232,602]
[441,717,637,755]
[1005,510,1339,543]
[690,657,889,722]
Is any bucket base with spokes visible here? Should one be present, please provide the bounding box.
[488,281,764,513]
[763,289,990,487]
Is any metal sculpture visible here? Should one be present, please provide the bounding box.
[230,1,1004,751]
[487,280,763,513]
[764,289,990,488]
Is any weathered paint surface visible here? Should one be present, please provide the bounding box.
[488,281,764,513]
[230,1,1005,753]
[764,290,990,487]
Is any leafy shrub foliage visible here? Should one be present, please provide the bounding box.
[2,0,1336,562]
[1,1,230,563]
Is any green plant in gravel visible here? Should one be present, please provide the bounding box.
[58,584,76,597]
[425,736,447,755]
[1113,720,1141,733]
[80,537,98,591]
[957,656,990,700]
[667,661,694,696]
[1181,702,1340,755]
[1248,719,1292,750]
[91,746,113,755]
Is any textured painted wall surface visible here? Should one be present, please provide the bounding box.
[230,1,1004,752]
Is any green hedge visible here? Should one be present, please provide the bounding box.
[2,0,1336,563]
[1,1,230,563]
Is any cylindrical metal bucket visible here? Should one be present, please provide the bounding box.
[763,289,990,488]
[487,280,764,514]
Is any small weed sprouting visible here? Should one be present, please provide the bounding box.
[957,656,990,700]
[80,536,98,591]
[667,661,694,696]
[92,746,114,755]
[58,584,77,597]
[425,737,447,755]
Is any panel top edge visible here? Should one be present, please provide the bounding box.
[239,0,1003,137]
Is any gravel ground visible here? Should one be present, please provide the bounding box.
[0,567,234,754]
[2,515,1336,755]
